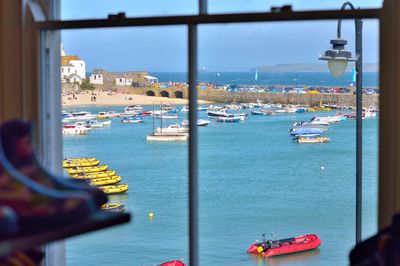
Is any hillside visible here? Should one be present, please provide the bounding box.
[250,63,378,73]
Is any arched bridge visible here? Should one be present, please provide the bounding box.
[137,86,188,99]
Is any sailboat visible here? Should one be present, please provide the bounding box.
[146,103,189,141]
[255,68,258,82]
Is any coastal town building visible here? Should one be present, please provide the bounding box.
[115,77,133,86]
[90,69,158,86]
[89,74,104,85]
[60,44,86,84]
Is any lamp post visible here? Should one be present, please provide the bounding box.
[319,1,363,244]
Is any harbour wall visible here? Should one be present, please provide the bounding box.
[198,90,379,108]
[62,83,379,107]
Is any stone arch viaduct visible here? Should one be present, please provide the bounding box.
[136,87,187,99]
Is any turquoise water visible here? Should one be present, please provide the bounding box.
[151,72,379,87]
[63,106,378,266]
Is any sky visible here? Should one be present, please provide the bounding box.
[61,0,382,72]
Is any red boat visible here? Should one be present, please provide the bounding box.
[159,260,185,266]
[141,111,152,116]
[247,234,321,257]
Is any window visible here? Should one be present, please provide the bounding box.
[37,1,382,264]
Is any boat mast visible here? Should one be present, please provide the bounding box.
[152,102,155,135]
[160,101,163,133]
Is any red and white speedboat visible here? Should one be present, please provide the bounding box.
[247,234,321,257]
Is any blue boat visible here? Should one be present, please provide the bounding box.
[121,117,143,123]
[290,128,324,136]
[251,110,264,115]
[295,108,306,113]
[216,116,241,123]
[208,109,235,118]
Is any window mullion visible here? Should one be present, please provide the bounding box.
[188,23,199,266]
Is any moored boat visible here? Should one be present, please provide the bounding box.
[96,111,110,120]
[67,165,109,174]
[99,184,129,194]
[247,234,321,257]
[156,124,188,134]
[216,116,241,123]
[292,121,330,132]
[181,119,210,127]
[311,116,342,124]
[70,170,116,179]
[208,108,235,118]
[297,136,329,144]
[147,133,189,142]
[63,157,97,162]
[155,114,179,120]
[62,125,90,135]
[159,260,186,266]
[89,175,122,186]
[290,128,324,136]
[62,159,100,168]
[105,111,121,118]
[101,203,126,213]
[121,117,143,123]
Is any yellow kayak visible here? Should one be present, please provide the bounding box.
[101,203,126,213]
[90,176,122,186]
[63,159,100,168]
[67,165,108,174]
[63,157,97,162]
[99,184,128,194]
[70,170,116,179]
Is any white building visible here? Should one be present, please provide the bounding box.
[89,74,104,85]
[65,73,83,84]
[144,75,158,84]
[60,44,86,84]
[115,77,132,86]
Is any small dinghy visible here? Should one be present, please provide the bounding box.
[247,233,321,257]
[99,184,129,194]
[121,117,143,123]
[101,203,126,213]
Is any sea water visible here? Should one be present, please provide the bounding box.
[152,72,378,87]
[63,106,378,266]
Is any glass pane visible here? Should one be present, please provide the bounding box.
[208,0,382,14]
[61,0,197,20]
[198,19,379,265]
[61,26,189,266]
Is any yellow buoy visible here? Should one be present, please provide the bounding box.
[148,212,154,219]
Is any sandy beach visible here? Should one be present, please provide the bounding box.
[62,91,210,106]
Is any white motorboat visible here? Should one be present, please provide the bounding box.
[62,121,90,129]
[65,111,96,121]
[155,114,179,119]
[311,116,342,124]
[156,124,189,133]
[180,106,189,112]
[87,120,112,128]
[146,133,188,142]
[105,111,121,118]
[126,105,143,111]
[181,119,210,127]
[363,111,377,118]
[88,120,103,128]
[123,106,141,116]
[62,125,90,135]
[208,108,234,118]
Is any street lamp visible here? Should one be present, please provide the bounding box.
[319,39,356,77]
[319,1,363,244]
